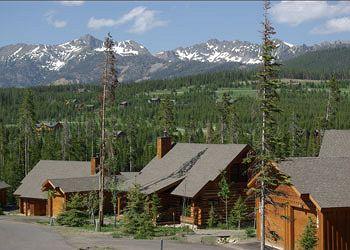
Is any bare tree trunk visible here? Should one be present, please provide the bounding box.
[260,84,266,250]
[114,203,117,227]
[129,138,133,172]
[98,84,107,231]
[260,181,265,250]
[225,198,228,229]
[220,120,224,144]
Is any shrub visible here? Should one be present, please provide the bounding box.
[299,217,318,250]
[206,205,217,228]
[56,209,88,227]
[229,196,248,229]
[0,206,3,215]
[56,193,89,227]
[245,227,256,238]
[123,184,155,239]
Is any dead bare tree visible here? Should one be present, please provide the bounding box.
[97,33,118,231]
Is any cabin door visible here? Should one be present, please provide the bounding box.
[292,207,316,249]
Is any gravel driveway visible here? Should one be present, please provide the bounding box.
[0,216,73,250]
[0,215,263,250]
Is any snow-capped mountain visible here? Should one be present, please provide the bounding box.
[155,39,310,64]
[0,34,349,87]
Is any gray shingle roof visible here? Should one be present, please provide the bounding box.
[0,180,10,190]
[130,143,248,198]
[14,160,91,199]
[46,173,135,193]
[47,176,99,193]
[319,130,350,157]
[279,157,350,208]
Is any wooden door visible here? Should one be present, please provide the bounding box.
[265,202,287,249]
[292,207,316,249]
[28,202,35,216]
[52,195,65,217]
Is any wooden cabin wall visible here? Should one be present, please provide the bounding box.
[321,208,350,250]
[157,188,183,224]
[191,152,255,227]
[19,198,47,216]
[0,189,7,207]
[193,181,254,227]
[256,185,318,250]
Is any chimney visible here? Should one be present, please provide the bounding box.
[90,157,100,175]
[157,135,172,159]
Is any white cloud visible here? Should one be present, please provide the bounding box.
[60,1,84,6]
[87,6,167,34]
[45,11,67,28]
[271,1,350,26]
[311,17,350,34]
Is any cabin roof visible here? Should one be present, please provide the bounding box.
[44,172,137,193]
[319,130,350,157]
[130,143,248,198]
[14,160,91,199]
[0,180,10,190]
[279,157,350,209]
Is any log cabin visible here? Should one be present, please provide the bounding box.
[251,130,350,250]
[41,173,136,217]
[0,180,10,207]
[124,136,255,227]
[14,160,93,216]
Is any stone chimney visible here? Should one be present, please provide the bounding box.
[157,135,172,159]
[90,157,100,175]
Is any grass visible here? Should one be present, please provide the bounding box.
[215,87,257,98]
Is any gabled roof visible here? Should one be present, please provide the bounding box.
[14,160,91,199]
[43,172,137,194]
[131,143,249,198]
[319,130,350,157]
[44,176,100,193]
[0,180,10,190]
[279,157,350,209]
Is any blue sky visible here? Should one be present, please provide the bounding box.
[1,1,350,53]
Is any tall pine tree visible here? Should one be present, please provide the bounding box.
[98,33,118,231]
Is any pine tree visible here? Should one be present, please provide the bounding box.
[254,1,289,249]
[218,170,230,229]
[206,122,214,144]
[229,196,248,230]
[124,184,154,238]
[218,93,231,143]
[150,193,160,225]
[207,204,217,228]
[98,33,118,231]
[159,96,175,135]
[299,217,318,250]
[323,76,340,129]
[18,90,35,176]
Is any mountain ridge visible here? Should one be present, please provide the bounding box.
[1,34,349,87]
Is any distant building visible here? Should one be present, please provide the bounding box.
[148,97,160,104]
[119,101,129,108]
[35,122,63,132]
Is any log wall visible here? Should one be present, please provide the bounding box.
[0,189,7,207]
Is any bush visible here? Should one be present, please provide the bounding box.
[56,209,88,227]
[245,227,256,238]
[56,193,89,227]
[299,217,318,250]
[123,184,155,239]
[206,205,217,228]
[0,207,3,215]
